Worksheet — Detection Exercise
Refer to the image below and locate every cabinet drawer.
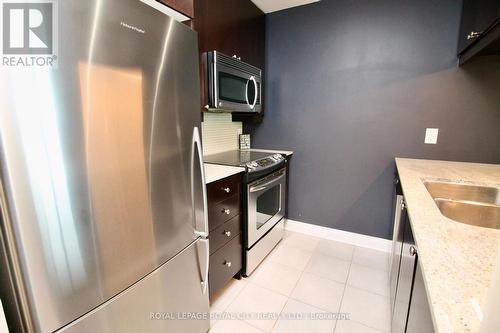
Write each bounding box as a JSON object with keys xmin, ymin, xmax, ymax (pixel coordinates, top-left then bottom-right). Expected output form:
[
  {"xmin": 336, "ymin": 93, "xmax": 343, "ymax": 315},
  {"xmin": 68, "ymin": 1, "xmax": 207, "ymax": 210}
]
[
  {"xmin": 208, "ymin": 194, "xmax": 240, "ymax": 231},
  {"xmin": 210, "ymin": 215, "xmax": 241, "ymax": 255},
  {"xmin": 209, "ymin": 236, "xmax": 242, "ymax": 296},
  {"xmin": 207, "ymin": 174, "xmax": 241, "ymax": 204}
]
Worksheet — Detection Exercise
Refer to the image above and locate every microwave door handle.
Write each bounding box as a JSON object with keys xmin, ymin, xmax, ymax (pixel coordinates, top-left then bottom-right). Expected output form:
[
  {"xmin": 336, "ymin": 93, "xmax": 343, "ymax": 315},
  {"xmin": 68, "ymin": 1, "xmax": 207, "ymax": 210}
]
[
  {"xmin": 245, "ymin": 76, "xmax": 258, "ymax": 110},
  {"xmin": 249, "ymin": 76, "xmax": 258, "ymax": 109}
]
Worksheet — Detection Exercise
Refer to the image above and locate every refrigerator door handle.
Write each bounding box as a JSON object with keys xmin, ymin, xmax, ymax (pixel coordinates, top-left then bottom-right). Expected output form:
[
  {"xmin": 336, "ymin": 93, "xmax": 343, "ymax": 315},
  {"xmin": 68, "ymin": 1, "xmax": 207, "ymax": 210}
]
[
  {"xmin": 191, "ymin": 126, "xmax": 209, "ymax": 238},
  {"xmin": 197, "ymin": 238, "xmax": 210, "ymax": 294}
]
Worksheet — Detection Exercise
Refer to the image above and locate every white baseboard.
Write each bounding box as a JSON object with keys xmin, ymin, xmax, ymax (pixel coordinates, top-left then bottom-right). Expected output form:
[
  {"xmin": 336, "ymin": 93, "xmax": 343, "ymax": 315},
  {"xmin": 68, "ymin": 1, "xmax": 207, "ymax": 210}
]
[{"xmin": 285, "ymin": 219, "xmax": 392, "ymax": 253}]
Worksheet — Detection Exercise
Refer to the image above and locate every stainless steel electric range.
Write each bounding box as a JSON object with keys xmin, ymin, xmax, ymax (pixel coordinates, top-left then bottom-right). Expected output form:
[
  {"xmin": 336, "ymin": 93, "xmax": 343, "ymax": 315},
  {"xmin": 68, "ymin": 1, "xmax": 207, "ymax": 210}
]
[{"xmin": 204, "ymin": 150, "xmax": 287, "ymax": 276}]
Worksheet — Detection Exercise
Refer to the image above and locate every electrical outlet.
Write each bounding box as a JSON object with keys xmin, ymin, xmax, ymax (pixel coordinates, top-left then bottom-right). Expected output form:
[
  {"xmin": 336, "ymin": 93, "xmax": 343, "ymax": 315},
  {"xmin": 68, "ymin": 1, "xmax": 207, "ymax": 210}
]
[{"xmin": 425, "ymin": 128, "xmax": 439, "ymax": 144}]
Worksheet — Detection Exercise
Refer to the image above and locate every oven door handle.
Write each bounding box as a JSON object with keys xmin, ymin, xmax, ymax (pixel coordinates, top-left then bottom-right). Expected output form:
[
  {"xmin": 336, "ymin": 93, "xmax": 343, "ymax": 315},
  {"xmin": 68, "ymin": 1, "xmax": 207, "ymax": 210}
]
[{"xmin": 249, "ymin": 172, "xmax": 286, "ymax": 193}]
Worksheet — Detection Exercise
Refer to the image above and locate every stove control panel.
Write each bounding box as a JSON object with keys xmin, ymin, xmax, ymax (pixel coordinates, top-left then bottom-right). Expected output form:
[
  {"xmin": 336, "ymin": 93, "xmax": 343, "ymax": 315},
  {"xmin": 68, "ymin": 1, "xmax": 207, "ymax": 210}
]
[{"xmin": 246, "ymin": 154, "xmax": 285, "ymax": 173}]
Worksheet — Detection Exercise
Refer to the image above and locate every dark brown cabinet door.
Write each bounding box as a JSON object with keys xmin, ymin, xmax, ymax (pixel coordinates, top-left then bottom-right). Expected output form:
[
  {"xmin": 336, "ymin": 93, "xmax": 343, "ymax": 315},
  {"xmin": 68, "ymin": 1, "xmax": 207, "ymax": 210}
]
[
  {"xmin": 458, "ymin": 0, "xmax": 500, "ymax": 53},
  {"xmin": 209, "ymin": 215, "xmax": 242, "ymax": 255},
  {"xmin": 207, "ymin": 174, "xmax": 242, "ymax": 204},
  {"xmin": 159, "ymin": 0, "xmax": 194, "ymax": 18},
  {"xmin": 208, "ymin": 195, "xmax": 241, "ymax": 232},
  {"xmin": 193, "ymin": 0, "xmax": 265, "ymax": 68},
  {"xmin": 209, "ymin": 236, "xmax": 243, "ymax": 296}
]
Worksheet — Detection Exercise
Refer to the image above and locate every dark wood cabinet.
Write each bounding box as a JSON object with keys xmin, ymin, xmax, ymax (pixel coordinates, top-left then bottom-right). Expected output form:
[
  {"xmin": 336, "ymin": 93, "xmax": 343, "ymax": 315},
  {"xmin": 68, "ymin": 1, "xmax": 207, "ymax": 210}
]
[
  {"xmin": 208, "ymin": 195, "xmax": 241, "ymax": 232},
  {"xmin": 193, "ymin": 0, "xmax": 265, "ymax": 119},
  {"xmin": 207, "ymin": 175, "xmax": 241, "ymax": 205},
  {"xmin": 193, "ymin": 0, "xmax": 265, "ymax": 68},
  {"xmin": 209, "ymin": 236, "xmax": 243, "ymax": 295},
  {"xmin": 458, "ymin": 0, "xmax": 500, "ymax": 53},
  {"xmin": 158, "ymin": 0, "xmax": 194, "ymax": 18},
  {"xmin": 209, "ymin": 215, "xmax": 242, "ymax": 255},
  {"xmin": 458, "ymin": 0, "xmax": 500, "ymax": 64},
  {"xmin": 207, "ymin": 173, "xmax": 243, "ymax": 297}
]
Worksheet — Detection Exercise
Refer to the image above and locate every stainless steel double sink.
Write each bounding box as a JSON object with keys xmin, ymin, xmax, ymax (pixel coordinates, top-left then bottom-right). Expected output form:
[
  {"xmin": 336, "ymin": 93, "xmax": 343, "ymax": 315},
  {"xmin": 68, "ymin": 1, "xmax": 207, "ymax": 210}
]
[{"xmin": 424, "ymin": 181, "xmax": 500, "ymax": 229}]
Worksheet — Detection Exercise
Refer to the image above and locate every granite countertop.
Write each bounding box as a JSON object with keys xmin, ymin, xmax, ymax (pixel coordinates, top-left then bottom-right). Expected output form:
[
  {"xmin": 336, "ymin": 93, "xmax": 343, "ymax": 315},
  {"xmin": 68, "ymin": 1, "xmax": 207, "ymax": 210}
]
[
  {"xmin": 395, "ymin": 158, "xmax": 500, "ymax": 333},
  {"xmin": 204, "ymin": 163, "xmax": 245, "ymax": 184}
]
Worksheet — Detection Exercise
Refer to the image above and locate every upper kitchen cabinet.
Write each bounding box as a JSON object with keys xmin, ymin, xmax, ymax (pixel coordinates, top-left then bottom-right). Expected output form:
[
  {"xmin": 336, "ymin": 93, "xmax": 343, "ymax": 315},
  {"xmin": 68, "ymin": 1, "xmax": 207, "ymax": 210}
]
[
  {"xmin": 159, "ymin": 0, "xmax": 194, "ymax": 18},
  {"xmin": 193, "ymin": 0, "xmax": 265, "ymax": 69},
  {"xmin": 458, "ymin": 0, "xmax": 500, "ymax": 64}
]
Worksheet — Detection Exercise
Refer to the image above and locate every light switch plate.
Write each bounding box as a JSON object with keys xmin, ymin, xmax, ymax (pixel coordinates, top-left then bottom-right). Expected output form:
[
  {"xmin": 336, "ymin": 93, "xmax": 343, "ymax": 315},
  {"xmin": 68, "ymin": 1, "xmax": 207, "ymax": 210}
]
[{"xmin": 425, "ymin": 128, "xmax": 439, "ymax": 144}]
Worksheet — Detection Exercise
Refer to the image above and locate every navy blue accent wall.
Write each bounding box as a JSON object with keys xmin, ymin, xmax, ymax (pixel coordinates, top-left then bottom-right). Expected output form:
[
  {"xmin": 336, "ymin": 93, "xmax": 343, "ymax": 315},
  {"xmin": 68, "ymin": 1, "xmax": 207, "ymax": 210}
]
[{"xmin": 246, "ymin": 0, "xmax": 500, "ymax": 239}]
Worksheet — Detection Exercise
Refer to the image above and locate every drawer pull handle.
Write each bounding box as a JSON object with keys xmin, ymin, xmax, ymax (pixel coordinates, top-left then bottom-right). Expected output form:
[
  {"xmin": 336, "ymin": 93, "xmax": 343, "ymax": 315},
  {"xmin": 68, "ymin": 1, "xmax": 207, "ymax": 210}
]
[
  {"xmin": 224, "ymin": 261, "xmax": 232, "ymax": 267},
  {"xmin": 224, "ymin": 230, "xmax": 231, "ymax": 237},
  {"xmin": 223, "ymin": 187, "xmax": 231, "ymax": 193},
  {"xmin": 222, "ymin": 209, "xmax": 231, "ymax": 215}
]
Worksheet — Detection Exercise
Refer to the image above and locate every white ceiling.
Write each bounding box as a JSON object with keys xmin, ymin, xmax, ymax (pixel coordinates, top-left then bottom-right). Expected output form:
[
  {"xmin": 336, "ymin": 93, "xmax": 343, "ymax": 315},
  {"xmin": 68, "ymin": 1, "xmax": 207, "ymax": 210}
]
[{"xmin": 251, "ymin": 0, "xmax": 320, "ymax": 14}]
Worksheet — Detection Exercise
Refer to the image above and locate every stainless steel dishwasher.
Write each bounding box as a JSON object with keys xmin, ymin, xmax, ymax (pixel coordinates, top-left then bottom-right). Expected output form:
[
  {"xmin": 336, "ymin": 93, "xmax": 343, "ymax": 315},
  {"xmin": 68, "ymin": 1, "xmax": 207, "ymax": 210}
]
[
  {"xmin": 390, "ymin": 175, "xmax": 407, "ymax": 316},
  {"xmin": 406, "ymin": 262, "xmax": 435, "ymax": 333},
  {"xmin": 392, "ymin": 214, "xmax": 417, "ymax": 333},
  {"xmin": 390, "ymin": 173, "xmax": 434, "ymax": 333}
]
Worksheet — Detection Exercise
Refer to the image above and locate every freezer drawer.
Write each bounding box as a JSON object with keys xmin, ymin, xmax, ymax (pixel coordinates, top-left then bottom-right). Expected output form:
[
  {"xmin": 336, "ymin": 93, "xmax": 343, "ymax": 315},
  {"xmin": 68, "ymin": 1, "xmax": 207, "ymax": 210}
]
[{"xmin": 59, "ymin": 240, "xmax": 210, "ymax": 333}]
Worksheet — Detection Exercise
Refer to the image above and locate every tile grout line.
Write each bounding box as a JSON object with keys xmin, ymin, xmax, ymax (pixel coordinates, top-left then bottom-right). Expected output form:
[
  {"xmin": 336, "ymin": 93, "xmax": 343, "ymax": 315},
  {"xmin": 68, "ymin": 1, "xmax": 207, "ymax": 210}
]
[
  {"xmin": 338, "ymin": 247, "xmax": 392, "ymax": 333},
  {"xmin": 215, "ymin": 279, "xmax": 250, "ymax": 314},
  {"xmin": 217, "ymin": 280, "xmax": 268, "ymax": 333},
  {"xmin": 210, "ymin": 280, "xmax": 250, "ymax": 331},
  {"xmin": 340, "ymin": 318, "xmax": 387, "ymax": 333},
  {"xmin": 268, "ymin": 240, "xmax": 318, "ymax": 332},
  {"xmin": 332, "ymin": 247, "xmax": 355, "ymax": 333}
]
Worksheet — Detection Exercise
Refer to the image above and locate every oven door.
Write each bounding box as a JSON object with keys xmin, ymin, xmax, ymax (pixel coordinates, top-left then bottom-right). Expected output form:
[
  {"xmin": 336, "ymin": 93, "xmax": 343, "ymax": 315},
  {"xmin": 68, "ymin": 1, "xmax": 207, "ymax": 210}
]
[
  {"xmin": 213, "ymin": 63, "xmax": 261, "ymax": 113},
  {"xmin": 247, "ymin": 168, "xmax": 286, "ymax": 247}
]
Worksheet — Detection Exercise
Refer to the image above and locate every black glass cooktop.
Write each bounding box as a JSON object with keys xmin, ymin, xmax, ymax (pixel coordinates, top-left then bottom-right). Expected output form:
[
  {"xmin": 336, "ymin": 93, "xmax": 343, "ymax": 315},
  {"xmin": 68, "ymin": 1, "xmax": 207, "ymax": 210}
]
[{"xmin": 204, "ymin": 150, "xmax": 274, "ymax": 167}]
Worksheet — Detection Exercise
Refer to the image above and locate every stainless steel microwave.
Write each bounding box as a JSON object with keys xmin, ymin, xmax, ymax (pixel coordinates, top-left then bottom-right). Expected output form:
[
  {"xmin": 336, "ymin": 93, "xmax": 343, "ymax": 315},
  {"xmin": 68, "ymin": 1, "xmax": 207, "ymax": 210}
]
[{"xmin": 206, "ymin": 51, "xmax": 262, "ymax": 113}]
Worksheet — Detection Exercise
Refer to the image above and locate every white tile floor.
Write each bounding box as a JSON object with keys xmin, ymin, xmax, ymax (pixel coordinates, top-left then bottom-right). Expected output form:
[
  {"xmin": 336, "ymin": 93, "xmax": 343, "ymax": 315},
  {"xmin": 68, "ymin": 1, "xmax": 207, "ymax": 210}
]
[{"xmin": 209, "ymin": 231, "xmax": 391, "ymax": 333}]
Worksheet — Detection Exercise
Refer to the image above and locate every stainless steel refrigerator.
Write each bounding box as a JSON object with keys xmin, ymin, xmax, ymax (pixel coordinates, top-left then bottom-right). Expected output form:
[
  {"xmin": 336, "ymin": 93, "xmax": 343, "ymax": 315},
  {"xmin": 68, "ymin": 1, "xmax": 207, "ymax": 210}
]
[{"xmin": 0, "ymin": 0, "xmax": 210, "ymax": 332}]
